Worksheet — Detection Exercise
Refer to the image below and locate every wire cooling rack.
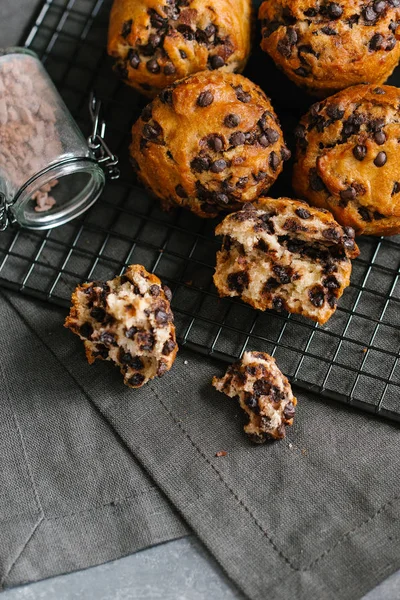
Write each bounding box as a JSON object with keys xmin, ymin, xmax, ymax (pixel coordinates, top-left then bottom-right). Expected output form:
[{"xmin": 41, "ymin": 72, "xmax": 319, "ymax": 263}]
[{"xmin": 1, "ymin": 0, "xmax": 400, "ymax": 421}]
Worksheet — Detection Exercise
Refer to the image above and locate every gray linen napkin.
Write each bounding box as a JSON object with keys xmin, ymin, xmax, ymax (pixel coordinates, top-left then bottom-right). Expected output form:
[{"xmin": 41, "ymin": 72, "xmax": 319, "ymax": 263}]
[
  {"xmin": 2, "ymin": 289, "xmax": 400, "ymax": 600},
  {"xmin": 0, "ymin": 290, "xmax": 187, "ymax": 590}
]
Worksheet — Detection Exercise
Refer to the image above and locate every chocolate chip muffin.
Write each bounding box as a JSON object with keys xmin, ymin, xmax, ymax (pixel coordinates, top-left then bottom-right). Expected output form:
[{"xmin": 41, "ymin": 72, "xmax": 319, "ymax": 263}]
[
  {"xmin": 214, "ymin": 199, "xmax": 359, "ymax": 324},
  {"xmin": 108, "ymin": 0, "xmax": 252, "ymax": 97},
  {"xmin": 130, "ymin": 71, "xmax": 290, "ymax": 218},
  {"xmin": 259, "ymin": 0, "xmax": 400, "ymax": 97},
  {"xmin": 65, "ymin": 265, "xmax": 177, "ymax": 388},
  {"xmin": 293, "ymin": 84, "xmax": 400, "ymax": 235},
  {"xmin": 212, "ymin": 351, "xmax": 297, "ymax": 443}
]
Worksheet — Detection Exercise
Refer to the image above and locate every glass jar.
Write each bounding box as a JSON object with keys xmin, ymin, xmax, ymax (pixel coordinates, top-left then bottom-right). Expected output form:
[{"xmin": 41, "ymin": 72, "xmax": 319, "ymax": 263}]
[{"xmin": 0, "ymin": 47, "xmax": 116, "ymax": 231}]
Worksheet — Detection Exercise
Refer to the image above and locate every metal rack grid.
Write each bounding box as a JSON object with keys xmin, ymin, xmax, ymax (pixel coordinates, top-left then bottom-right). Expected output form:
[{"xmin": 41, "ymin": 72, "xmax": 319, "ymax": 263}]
[{"xmin": 1, "ymin": 0, "xmax": 400, "ymax": 421}]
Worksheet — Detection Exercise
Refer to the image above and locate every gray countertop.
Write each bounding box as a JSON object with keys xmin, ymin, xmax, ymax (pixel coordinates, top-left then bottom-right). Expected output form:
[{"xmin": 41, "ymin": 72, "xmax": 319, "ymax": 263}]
[{"xmin": 2, "ymin": 2, "xmax": 400, "ymax": 599}]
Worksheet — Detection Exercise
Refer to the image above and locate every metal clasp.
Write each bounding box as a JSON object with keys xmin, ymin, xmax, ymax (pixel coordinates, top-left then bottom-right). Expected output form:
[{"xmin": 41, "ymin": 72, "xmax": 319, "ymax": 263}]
[
  {"xmin": 0, "ymin": 193, "xmax": 9, "ymax": 232},
  {"xmin": 88, "ymin": 92, "xmax": 120, "ymax": 180}
]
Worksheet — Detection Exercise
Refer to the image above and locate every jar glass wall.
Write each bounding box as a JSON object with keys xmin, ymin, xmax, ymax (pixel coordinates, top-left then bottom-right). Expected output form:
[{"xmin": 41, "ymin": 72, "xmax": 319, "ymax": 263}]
[{"xmin": 0, "ymin": 47, "xmax": 105, "ymax": 229}]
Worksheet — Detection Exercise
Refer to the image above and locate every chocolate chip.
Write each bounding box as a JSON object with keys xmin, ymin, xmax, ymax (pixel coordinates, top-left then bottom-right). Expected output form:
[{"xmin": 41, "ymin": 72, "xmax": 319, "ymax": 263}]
[
  {"xmin": 344, "ymin": 226, "xmax": 356, "ymax": 238},
  {"xmin": 215, "ymin": 193, "xmax": 230, "ymax": 204},
  {"xmin": 272, "ymin": 297, "xmax": 285, "ymax": 311},
  {"xmin": 164, "ymin": 62, "xmax": 176, "ymax": 75},
  {"xmin": 374, "ymin": 0, "xmax": 387, "ymax": 12},
  {"xmin": 146, "ymin": 59, "xmax": 160, "ymax": 73},
  {"xmin": 143, "ymin": 122, "xmax": 162, "ymax": 139},
  {"xmin": 294, "ymin": 67, "xmax": 309, "ymax": 77},
  {"xmin": 353, "ymin": 144, "xmax": 367, "ymax": 161},
  {"xmin": 358, "ymin": 206, "xmax": 372, "ymax": 221},
  {"xmin": 374, "ymin": 130, "xmax": 386, "ymax": 144},
  {"xmin": 177, "ymin": 24, "xmax": 194, "ymax": 40},
  {"xmin": 369, "ymin": 33, "xmax": 384, "ymax": 50},
  {"xmin": 386, "ymin": 35, "xmax": 396, "ymax": 50},
  {"xmin": 281, "ymin": 146, "xmax": 291, "ymax": 161},
  {"xmin": 322, "ymin": 227, "xmax": 341, "ymax": 240},
  {"xmin": 374, "ymin": 151, "xmax": 387, "ymax": 166},
  {"xmin": 162, "ymin": 339, "xmax": 176, "ymax": 355},
  {"xmin": 304, "ymin": 7, "xmax": 318, "ymax": 15},
  {"xmin": 253, "ymin": 171, "xmax": 267, "ymax": 182},
  {"xmin": 309, "ymin": 168, "xmax": 325, "ymax": 191},
  {"xmin": 155, "ymin": 309, "xmax": 170, "ymax": 324},
  {"xmin": 321, "ymin": 26, "xmax": 337, "ymax": 35},
  {"xmin": 323, "ymin": 275, "xmax": 340, "ymax": 289},
  {"xmin": 224, "ymin": 113, "xmax": 240, "ymax": 128},
  {"xmin": 327, "ymin": 2, "xmax": 343, "ymax": 18},
  {"xmin": 230, "ymin": 131, "xmax": 246, "ymax": 146},
  {"xmin": 94, "ymin": 344, "xmax": 109, "ymax": 359},
  {"xmin": 125, "ymin": 326, "xmax": 137, "ymax": 339},
  {"xmin": 197, "ymin": 90, "xmax": 214, "ymax": 107},
  {"xmin": 191, "ymin": 156, "xmax": 210, "ymax": 172},
  {"xmin": 149, "ymin": 9, "xmax": 166, "ymax": 29},
  {"xmin": 205, "ymin": 23, "xmax": 217, "ymax": 37},
  {"xmin": 175, "ymin": 184, "xmax": 187, "ymax": 198},
  {"xmin": 99, "ymin": 331, "xmax": 116, "ymax": 345},
  {"xmin": 162, "ymin": 285, "xmax": 173, "ymax": 301},
  {"xmin": 227, "ymin": 271, "xmax": 249, "ymax": 293},
  {"xmin": 259, "ymin": 135, "xmax": 270, "ymax": 147},
  {"xmin": 160, "ymin": 89, "xmax": 173, "ymax": 105},
  {"xmin": 308, "ymin": 285, "xmax": 325, "ymax": 308},
  {"xmin": 128, "ymin": 49, "xmax": 140, "ymax": 69},
  {"xmin": 209, "ymin": 55, "xmax": 225, "ymax": 69},
  {"xmin": 364, "ymin": 6, "xmax": 377, "ymax": 20},
  {"xmin": 269, "ymin": 151, "xmax": 279, "ymax": 171},
  {"xmin": 80, "ymin": 322, "xmax": 93, "ymax": 339},
  {"xmin": 211, "ymin": 159, "xmax": 227, "ymax": 173},
  {"xmin": 149, "ymin": 284, "xmax": 160, "ymax": 297},
  {"xmin": 179, "ymin": 49, "xmax": 187, "ymax": 59},
  {"xmin": 195, "ymin": 29, "xmax": 208, "ymax": 44},
  {"xmin": 265, "ymin": 128, "xmax": 280, "ymax": 143},
  {"xmin": 277, "ymin": 38, "xmax": 293, "ymax": 58},
  {"xmin": 90, "ymin": 307, "xmax": 106, "ymax": 322},
  {"xmin": 245, "ymin": 393, "xmax": 259, "ymax": 412},
  {"xmin": 137, "ymin": 331, "xmax": 155, "ymax": 351},
  {"xmin": 264, "ymin": 276, "xmax": 279, "ymax": 291},
  {"xmin": 273, "ymin": 265, "xmax": 292, "ymax": 284},
  {"xmin": 129, "ymin": 374, "xmax": 145, "ymax": 387},
  {"xmin": 392, "ymin": 181, "xmax": 400, "ymax": 195},
  {"xmin": 121, "ymin": 19, "xmax": 132, "ymax": 38},
  {"xmin": 119, "ymin": 349, "xmax": 133, "ymax": 364},
  {"xmin": 236, "ymin": 177, "xmax": 248, "ymax": 189},
  {"xmin": 234, "ymin": 85, "xmax": 251, "ymax": 103},
  {"xmin": 208, "ymin": 135, "xmax": 224, "ymax": 152},
  {"xmin": 326, "ymin": 104, "xmax": 344, "ymax": 120},
  {"xmin": 295, "ymin": 207, "xmax": 311, "ymax": 219},
  {"xmin": 340, "ymin": 187, "xmax": 356, "ymax": 201},
  {"xmin": 369, "ymin": 118, "xmax": 385, "ymax": 132},
  {"xmin": 283, "ymin": 402, "xmax": 296, "ymax": 419}
]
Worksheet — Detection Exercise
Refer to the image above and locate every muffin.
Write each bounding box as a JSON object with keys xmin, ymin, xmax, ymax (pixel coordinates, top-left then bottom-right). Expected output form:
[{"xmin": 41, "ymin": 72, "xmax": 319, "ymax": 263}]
[
  {"xmin": 130, "ymin": 71, "xmax": 291, "ymax": 218},
  {"xmin": 212, "ymin": 351, "xmax": 297, "ymax": 443},
  {"xmin": 108, "ymin": 0, "xmax": 252, "ymax": 97},
  {"xmin": 213, "ymin": 199, "xmax": 359, "ymax": 324},
  {"xmin": 65, "ymin": 265, "xmax": 177, "ymax": 388},
  {"xmin": 293, "ymin": 84, "xmax": 400, "ymax": 235},
  {"xmin": 259, "ymin": 0, "xmax": 400, "ymax": 97}
]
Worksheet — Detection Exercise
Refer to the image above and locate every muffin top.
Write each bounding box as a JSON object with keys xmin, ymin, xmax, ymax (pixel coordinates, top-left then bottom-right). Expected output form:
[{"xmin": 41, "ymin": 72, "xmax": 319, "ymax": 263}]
[
  {"xmin": 108, "ymin": 0, "xmax": 252, "ymax": 97},
  {"xmin": 130, "ymin": 71, "xmax": 290, "ymax": 218},
  {"xmin": 259, "ymin": 0, "xmax": 400, "ymax": 96}
]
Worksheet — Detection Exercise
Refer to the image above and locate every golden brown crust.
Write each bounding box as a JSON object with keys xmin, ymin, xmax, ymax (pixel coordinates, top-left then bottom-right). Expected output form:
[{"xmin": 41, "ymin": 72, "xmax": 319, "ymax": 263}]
[
  {"xmin": 213, "ymin": 198, "xmax": 359, "ymax": 325},
  {"xmin": 293, "ymin": 84, "xmax": 400, "ymax": 235},
  {"xmin": 259, "ymin": 0, "xmax": 400, "ymax": 97},
  {"xmin": 130, "ymin": 71, "xmax": 290, "ymax": 218},
  {"xmin": 108, "ymin": 0, "xmax": 252, "ymax": 97},
  {"xmin": 65, "ymin": 265, "xmax": 178, "ymax": 388}
]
